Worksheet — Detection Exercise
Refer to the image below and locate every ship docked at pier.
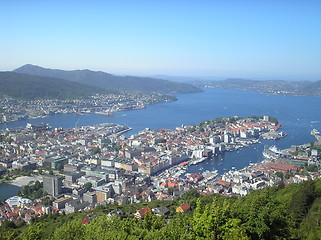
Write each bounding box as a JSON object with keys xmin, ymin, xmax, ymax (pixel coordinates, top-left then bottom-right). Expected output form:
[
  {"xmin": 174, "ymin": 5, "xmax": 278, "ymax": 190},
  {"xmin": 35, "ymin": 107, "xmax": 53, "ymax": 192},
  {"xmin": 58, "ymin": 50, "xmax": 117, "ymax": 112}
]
[
  {"xmin": 311, "ymin": 129, "xmax": 321, "ymax": 142},
  {"xmin": 262, "ymin": 145, "xmax": 282, "ymax": 160}
]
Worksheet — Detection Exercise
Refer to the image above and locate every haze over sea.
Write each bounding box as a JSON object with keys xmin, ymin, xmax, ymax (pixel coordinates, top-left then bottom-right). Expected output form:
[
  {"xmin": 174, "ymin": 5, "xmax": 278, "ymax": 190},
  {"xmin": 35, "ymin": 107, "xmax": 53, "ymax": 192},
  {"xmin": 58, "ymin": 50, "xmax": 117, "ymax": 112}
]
[{"xmin": 1, "ymin": 88, "xmax": 321, "ymax": 193}]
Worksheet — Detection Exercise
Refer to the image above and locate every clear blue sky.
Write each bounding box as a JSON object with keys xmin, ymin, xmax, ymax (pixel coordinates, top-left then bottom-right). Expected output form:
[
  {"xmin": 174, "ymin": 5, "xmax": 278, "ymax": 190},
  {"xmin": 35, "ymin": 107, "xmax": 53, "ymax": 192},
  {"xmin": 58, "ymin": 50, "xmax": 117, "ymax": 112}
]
[{"xmin": 1, "ymin": 0, "xmax": 321, "ymax": 80}]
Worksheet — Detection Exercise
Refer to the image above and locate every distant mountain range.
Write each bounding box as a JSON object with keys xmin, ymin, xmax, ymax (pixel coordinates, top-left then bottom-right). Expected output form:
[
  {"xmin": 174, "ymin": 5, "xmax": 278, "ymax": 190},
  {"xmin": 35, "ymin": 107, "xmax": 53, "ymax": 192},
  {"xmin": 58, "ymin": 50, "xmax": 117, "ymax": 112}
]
[
  {"xmin": 193, "ymin": 78, "xmax": 321, "ymax": 96},
  {"xmin": 148, "ymin": 75, "xmax": 225, "ymax": 82},
  {"xmin": 3, "ymin": 64, "xmax": 319, "ymax": 99},
  {"xmin": 14, "ymin": 64, "xmax": 202, "ymax": 94},
  {"xmin": 0, "ymin": 72, "xmax": 114, "ymax": 100}
]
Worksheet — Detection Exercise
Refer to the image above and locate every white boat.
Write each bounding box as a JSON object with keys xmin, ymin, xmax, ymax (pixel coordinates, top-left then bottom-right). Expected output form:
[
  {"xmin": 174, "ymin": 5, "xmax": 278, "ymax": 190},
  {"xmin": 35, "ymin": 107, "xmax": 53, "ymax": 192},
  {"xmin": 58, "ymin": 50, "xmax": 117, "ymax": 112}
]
[{"xmin": 269, "ymin": 145, "xmax": 281, "ymax": 154}]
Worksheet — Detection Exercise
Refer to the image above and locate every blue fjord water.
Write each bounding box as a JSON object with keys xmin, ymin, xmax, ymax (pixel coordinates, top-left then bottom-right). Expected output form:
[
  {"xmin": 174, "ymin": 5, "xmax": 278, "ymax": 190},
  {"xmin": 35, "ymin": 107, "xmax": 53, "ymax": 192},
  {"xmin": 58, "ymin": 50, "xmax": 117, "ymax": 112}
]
[
  {"xmin": 1, "ymin": 88, "xmax": 321, "ymax": 198},
  {"xmin": 0, "ymin": 183, "xmax": 20, "ymax": 202}
]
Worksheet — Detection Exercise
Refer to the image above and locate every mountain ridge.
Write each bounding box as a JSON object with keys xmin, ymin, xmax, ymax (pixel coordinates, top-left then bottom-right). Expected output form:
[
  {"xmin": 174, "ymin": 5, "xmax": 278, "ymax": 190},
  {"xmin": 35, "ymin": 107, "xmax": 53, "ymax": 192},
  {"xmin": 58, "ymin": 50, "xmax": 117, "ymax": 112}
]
[
  {"xmin": 0, "ymin": 71, "xmax": 115, "ymax": 100},
  {"xmin": 14, "ymin": 64, "xmax": 202, "ymax": 94}
]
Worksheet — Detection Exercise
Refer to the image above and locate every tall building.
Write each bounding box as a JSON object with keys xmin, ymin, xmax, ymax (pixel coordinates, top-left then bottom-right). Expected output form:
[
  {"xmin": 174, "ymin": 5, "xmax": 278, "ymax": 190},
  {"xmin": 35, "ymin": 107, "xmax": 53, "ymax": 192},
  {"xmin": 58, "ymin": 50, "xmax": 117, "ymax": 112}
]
[
  {"xmin": 224, "ymin": 133, "xmax": 231, "ymax": 143},
  {"xmin": 43, "ymin": 175, "xmax": 62, "ymax": 196}
]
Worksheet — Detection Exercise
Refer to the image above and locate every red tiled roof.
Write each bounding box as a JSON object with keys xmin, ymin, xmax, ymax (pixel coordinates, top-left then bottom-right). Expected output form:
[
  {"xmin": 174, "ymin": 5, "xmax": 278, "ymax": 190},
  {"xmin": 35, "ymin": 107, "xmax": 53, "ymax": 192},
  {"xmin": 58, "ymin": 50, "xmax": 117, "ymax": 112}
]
[
  {"xmin": 265, "ymin": 162, "xmax": 298, "ymax": 172},
  {"xmin": 179, "ymin": 203, "xmax": 190, "ymax": 212},
  {"xmin": 136, "ymin": 206, "xmax": 151, "ymax": 217},
  {"xmin": 216, "ymin": 180, "xmax": 230, "ymax": 187}
]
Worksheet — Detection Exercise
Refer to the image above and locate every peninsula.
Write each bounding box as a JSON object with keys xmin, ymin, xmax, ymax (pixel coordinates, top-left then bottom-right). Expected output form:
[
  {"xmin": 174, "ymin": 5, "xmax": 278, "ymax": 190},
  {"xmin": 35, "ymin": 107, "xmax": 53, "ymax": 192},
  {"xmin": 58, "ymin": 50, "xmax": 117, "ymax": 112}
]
[{"xmin": 193, "ymin": 78, "xmax": 321, "ymax": 96}]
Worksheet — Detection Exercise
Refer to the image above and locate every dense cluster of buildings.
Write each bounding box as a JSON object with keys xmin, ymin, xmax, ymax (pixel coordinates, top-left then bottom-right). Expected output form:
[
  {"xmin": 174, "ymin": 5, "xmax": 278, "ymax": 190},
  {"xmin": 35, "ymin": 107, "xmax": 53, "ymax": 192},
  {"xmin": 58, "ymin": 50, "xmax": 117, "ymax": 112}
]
[
  {"xmin": 213, "ymin": 137, "xmax": 321, "ymax": 197},
  {"xmin": 0, "ymin": 92, "xmax": 175, "ymax": 123},
  {"xmin": 0, "ymin": 116, "xmax": 320, "ymax": 224},
  {"xmin": 1, "ymin": 196, "xmax": 52, "ymax": 224}
]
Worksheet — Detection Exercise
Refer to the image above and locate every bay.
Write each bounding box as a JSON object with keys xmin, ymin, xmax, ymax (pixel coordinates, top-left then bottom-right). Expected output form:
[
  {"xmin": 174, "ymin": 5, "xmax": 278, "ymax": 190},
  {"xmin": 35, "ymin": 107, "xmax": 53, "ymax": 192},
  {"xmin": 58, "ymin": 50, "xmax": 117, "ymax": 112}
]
[
  {"xmin": 0, "ymin": 183, "xmax": 20, "ymax": 202},
  {"xmin": 1, "ymin": 88, "xmax": 321, "ymax": 176}
]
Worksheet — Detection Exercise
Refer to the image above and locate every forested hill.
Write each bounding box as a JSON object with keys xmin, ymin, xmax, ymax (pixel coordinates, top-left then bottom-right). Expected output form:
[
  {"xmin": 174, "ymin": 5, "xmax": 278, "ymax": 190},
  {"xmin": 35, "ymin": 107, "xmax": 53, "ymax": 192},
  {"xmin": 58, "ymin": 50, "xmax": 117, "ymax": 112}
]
[
  {"xmin": 14, "ymin": 64, "xmax": 202, "ymax": 94},
  {"xmin": 194, "ymin": 78, "xmax": 321, "ymax": 96},
  {"xmin": 3, "ymin": 179, "xmax": 321, "ymax": 239},
  {"xmin": 0, "ymin": 72, "xmax": 114, "ymax": 100}
]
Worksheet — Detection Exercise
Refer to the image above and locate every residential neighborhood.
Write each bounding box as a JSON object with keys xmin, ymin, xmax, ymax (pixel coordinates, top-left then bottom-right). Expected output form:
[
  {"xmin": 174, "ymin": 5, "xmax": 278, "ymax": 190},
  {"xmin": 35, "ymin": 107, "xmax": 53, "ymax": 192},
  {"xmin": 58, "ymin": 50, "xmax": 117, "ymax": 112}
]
[{"xmin": 0, "ymin": 92, "xmax": 175, "ymax": 124}]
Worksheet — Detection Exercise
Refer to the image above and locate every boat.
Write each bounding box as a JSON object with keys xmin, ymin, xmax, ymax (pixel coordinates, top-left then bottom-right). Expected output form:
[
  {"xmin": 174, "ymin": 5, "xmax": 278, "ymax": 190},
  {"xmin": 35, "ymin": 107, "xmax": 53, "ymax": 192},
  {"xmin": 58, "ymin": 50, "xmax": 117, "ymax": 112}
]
[
  {"xmin": 95, "ymin": 111, "xmax": 114, "ymax": 117},
  {"xmin": 269, "ymin": 145, "xmax": 281, "ymax": 154},
  {"xmin": 262, "ymin": 150, "xmax": 275, "ymax": 159},
  {"xmin": 311, "ymin": 129, "xmax": 320, "ymax": 136},
  {"xmin": 262, "ymin": 147, "xmax": 279, "ymax": 160}
]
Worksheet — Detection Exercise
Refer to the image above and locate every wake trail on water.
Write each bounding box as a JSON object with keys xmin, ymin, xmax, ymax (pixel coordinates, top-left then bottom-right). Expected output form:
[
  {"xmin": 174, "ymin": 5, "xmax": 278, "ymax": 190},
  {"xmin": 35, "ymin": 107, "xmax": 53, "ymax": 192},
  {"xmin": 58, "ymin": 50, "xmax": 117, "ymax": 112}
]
[
  {"xmin": 75, "ymin": 118, "xmax": 80, "ymax": 127},
  {"xmin": 311, "ymin": 121, "xmax": 321, "ymax": 124}
]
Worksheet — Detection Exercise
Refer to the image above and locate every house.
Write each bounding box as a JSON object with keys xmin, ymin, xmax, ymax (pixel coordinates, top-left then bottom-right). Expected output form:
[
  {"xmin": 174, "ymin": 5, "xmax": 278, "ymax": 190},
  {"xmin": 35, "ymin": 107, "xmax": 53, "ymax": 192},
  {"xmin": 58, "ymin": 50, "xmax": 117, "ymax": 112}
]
[
  {"xmin": 82, "ymin": 213, "xmax": 97, "ymax": 224},
  {"xmin": 176, "ymin": 202, "xmax": 190, "ymax": 213},
  {"xmin": 53, "ymin": 195, "xmax": 73, "ymax": 209},
  {"xmin": 140, "ymin": 190, "xmax": 155, "ymax": 202},
  {"xmin": 134, "ymin": 206, "xmax": 151, "ymax": 218},
  {"xmin": 108, "ymin": 209, "xmax": 123, "ymax": 218},
  {"xmin": 152, "ymin": 206, "xmax": 170, "ymax": 216},
  {"xmin": 65, "ymin": 199, "xmax": 90, "ymax": 214},
  {"xmin": 172, "ymin": 190, "xmax": 184, "ymax": 198},
  {"xmin": 83, "ymin": 192, "xmax": 97, "ymax": 204}
]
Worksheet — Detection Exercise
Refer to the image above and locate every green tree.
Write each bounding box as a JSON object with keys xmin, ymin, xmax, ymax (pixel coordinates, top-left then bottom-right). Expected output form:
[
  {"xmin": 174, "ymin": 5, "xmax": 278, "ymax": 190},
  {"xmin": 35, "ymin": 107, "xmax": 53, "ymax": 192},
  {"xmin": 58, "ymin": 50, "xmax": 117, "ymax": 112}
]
[
  {"xmin": 34, "ymin": 180, "xmax": 42, "ymax": 189},
  {"xmin": 219, "ymin": 218, "xmax": 249, "ymax": 240},
  {"xmin": 236, "ymin": 189, "xmax": 290, "ymax": 239},
  {"xmin": 84, "ymin": 216, "xmax": 137, "ymax": 240},
  {"xmin": 113, "ymin": 145, "xmax": 121, "ymax": 152},
  {"xmin": 0, "ymin": 229, "xmax": 19, "ymax": 240},
  {"xmin": 0, "ymin": 221, "xmax": 16, "ymax": 229},
  {"xmin": 285, "ymin": 172, "xmax": 295, "ymax": 179},
  {"xmin": 182, "ymin": 188, "xmax": 200, "ymax": 200},
  {"xmin": 275, "ymin": 171, "xmax": 284, "ymax": 179},
  {"xmin": 168, "ymin": 188, "xmax": 174, "ymax": 196},
  {"xmin": 298, "ymin": 197, "xmax": 321, "ymax": 239},
  {"xmin": 190, "ymin": 197, "xmax": 236, "ymax": 239},
  {"xmin": 90, "ymin": 147, "xmax": 101, "ymax": 155},
  {"xmin": 56, "ymin": 163, "xmax": 63, "ymax": 171},
  {"xmin": 18, "ymin": 180, "xmax": 44, "ymax": 200},
  {"xmin": 50, "ymin": 219, "xmax": 85, "ymax": 240},
  {"xmin": 307, "ymin": 164, "xmax": 318, "ymax": 172},
  {"xmin": 42, "ymin": 197, "xmax": 53, "ymax": 206},
  {"xmin": 288, "ymin": 180, "xmax": 315, "ymax": 227},
  {"xmin": 84, "ymin": 182, "xmax": 92, "ymax": 191},
  {"xmin": 21, "ymin": 223, "xmax": 43, "ymax": 240}
]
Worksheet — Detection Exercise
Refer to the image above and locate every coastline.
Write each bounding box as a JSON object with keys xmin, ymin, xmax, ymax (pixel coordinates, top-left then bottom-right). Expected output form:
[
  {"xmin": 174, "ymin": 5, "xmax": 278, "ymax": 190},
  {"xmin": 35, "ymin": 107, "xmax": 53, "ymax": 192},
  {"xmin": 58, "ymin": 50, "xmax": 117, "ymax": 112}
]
[{"xmin": 0, "ymin": 93, "xmax": 179, "ymax": 125}]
